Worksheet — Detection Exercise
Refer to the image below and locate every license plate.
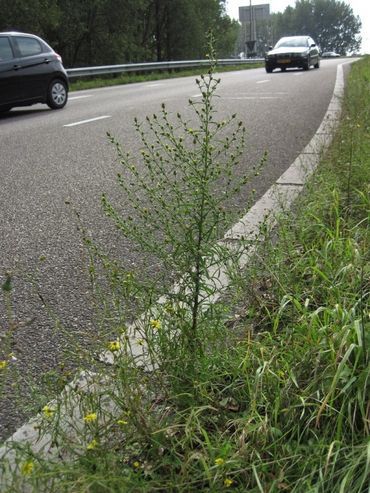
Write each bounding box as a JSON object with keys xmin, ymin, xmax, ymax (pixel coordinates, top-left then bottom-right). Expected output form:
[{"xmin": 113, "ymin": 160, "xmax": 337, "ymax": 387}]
[{"xmin": 279, "ymin": 59, "xmax": 290, "ymax": 63}]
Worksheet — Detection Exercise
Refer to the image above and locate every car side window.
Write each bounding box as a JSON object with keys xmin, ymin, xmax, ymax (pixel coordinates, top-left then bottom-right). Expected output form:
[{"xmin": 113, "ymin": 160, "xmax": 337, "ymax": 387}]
[
  {"xmin": 0, "ymin": 37, "xmax": 14, "ymax": 61},
  {"xmin": 15, "ymin": 36, "xmax": 43, "ymax": 57}
]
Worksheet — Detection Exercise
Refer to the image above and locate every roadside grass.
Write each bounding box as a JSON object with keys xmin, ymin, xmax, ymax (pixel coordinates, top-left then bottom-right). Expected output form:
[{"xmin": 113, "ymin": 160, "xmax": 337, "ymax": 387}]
[
  {"xmin": 1, "ymin": 55, "xmax": 369, "ymax": 493},
  {"xmin": 69, "ymin": 63, "xmax": 263, "ymax": 91}
]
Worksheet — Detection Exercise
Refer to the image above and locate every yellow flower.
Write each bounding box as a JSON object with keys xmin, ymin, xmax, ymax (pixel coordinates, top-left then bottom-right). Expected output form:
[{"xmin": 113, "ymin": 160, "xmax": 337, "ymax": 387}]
[
  {"xmin": 42, "ymin": 405, "xmax": 55, "ymax": 418},
  {"xmin": 215, "ymin": 457, "xmax": 225, "ymax": 466},
  {"xmin": 87, "ymin": 439, "xmax": 98, "ymax": 450},
  {"xmin": 150, "ymin": 319, "xmax": 161, "ymax": 330},
  {"xmin": 117, "ymin": 419, "xmax": 128, "ymax": 426},
  {"xmin": 0, "ymin": 360, "xmax": 8, "ymax": 370},
  {"xmin": 83, "ymin": 413, "xmax": 97, "ymax": 423},
  {"xmin": 224, "ymin": 478, "xmax": 234, "ymax": 487},
  {"xmin": 21, "ymin": 461, "xmax": 34, "ymax": 475},
  {"xmin": 108, "ymin": 340, "xmax": 121, "ymax": 352},
  {"xmin": 133, "ymin": 461, "xmax": 140, "ymax": 469}
]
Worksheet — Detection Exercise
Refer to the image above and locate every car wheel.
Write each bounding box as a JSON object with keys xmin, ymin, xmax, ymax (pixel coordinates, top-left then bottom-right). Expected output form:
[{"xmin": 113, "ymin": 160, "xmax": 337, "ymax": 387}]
[
  {"xmin": 265, "ymin": 65, "xmax": 273, "ymax": 73},
  {"xmin": 281, "ymin": 67, "xmax": 286, "ymax": 72},
  {"xmin": 303, "ymin": 58, "xmax": 310, "ymax": 71},
  {"xmin": 314, "ymin": 59, "xmax": 320, "ymax": 69},
  {"xmin": 47, "ymin": 79, "xmax": 68, "ymax": 109}
]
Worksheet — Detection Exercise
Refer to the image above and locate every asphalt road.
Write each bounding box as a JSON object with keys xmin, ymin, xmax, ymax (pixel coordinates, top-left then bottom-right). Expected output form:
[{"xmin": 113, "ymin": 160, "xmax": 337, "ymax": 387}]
[{"xmin": 0, "ymin": 59, "xmax": 349, "ymax": 440}]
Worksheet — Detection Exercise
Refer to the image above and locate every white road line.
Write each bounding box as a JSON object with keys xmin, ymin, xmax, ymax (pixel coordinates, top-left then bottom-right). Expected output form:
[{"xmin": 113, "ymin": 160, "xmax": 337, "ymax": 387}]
[
  {"xmin": 68, "ymin": 95, "xmax": 92, "ymax": 101},
  {"xmin": 64, "ymin": 115, "xmax": 111, "ymax": 127},
  {"xmin": 147, "ymin": 83, "xmax": 163, "ymax": 87},
  {"xmin": 256, "ymin": 80, "xmax": 270, "ymax": 84},
  {"xmin": 240, "ymin": 92, "xmax": 288, "ymax": 96},
  {"xmin": 226, "ymin": 96, "xmax": 280, "ymax": 100}
]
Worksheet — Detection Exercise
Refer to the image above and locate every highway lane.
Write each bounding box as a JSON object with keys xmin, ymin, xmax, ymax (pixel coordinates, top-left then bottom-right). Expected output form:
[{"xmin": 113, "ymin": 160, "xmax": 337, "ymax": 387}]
[{"xmin": 0, "ymin": 59, "xmax": 350, "ymax": 439}]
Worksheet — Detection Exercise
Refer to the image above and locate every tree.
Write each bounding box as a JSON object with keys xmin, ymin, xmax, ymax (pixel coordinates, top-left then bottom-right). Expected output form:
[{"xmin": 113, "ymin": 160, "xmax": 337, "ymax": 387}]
[
  {"xmin": 0, "ymin": 0, "xmax": 60, "ymax": 38},
  {"xmin": 0, "ymin": 0, "xmax": 238, "ymax": 66},
  {"xmin": 271, "ymin": 0, "xmax": 361, "ymax": 54},
  {"xmin": 149, "ymin": 0, "xmax": 238, "ymax": 61},
  {"xmin": 310, "ymin": 0, "xmax": 362, "ymax": 54}
]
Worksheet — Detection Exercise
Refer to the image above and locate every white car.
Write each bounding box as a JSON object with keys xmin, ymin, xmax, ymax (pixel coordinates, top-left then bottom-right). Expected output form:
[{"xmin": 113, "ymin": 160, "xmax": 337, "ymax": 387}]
[
  {"xmin": 265, "ymin": 36, "xmax": 320, "ymax": 72},
  {"xmin": 321, "ymin": 51, "xmax": 340, "ymax": 58}
]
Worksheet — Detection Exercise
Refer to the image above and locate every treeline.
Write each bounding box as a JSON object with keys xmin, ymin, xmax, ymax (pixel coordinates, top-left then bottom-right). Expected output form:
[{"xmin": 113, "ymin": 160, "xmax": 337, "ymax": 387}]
[
  {"xmin": 0, "ymin": 0, "xmax": 239, "ymax": 67},
  {"xmin": 236, "ymin": 0, "xmax": 362, "ymax": 57},
  {"xmin": 271, "ymin": 0, "xmax": 361, "ymax": 54}
]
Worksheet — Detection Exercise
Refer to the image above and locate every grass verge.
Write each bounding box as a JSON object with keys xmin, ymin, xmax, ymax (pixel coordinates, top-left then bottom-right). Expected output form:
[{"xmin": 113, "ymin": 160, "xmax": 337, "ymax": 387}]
[
  {"xmin": 69, "ymin": 63, "xmax": 263, "ymax": 91},
  {"xmin": 1, "ymin": 57, "xmax": 369, "ymax": 492}
]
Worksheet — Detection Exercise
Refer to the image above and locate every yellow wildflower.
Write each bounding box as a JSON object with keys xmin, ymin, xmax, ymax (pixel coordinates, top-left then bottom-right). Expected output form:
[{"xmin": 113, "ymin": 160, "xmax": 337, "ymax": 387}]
[
  {"xmin": 83, "ymin": 413, "xmax": 97, "ymax": 423},
  {"xmin": 150, "ymin": 319, "xmax": 161, "ymax": 330},
  {"xmin": 133, "ymin": 461, "xmax": 140, "ymax": 469},
  {"xmin": 108, "ymin": 340, "xmax": 121, "ymax": 352},
  {"xmin": 42, "ymin": 405, "xmax": 55, "ymax": 418},
  {"xmin": 87, "ymin": 439, "xmax": 98, "ymax": 450},
  {"xmin": 215, "ymin": 457, "xmax": 225, "ymax": 466},
  {"xmin": 21, "ymin": 461, "xmax": 34, "ymax": 475},
  {"xmin": 224, "ymin": 478, "xmax": 234, "ymax": 487},
  {"xmin": 0, "ymin": 360, "xmax": 8, "ymax": 370}
]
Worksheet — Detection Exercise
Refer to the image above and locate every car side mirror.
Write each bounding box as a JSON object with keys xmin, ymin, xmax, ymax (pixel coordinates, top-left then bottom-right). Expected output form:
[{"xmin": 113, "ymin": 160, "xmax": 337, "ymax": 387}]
[
  {"xmin": 268, "ymin": 46, "xmax": 273, "ymax": 50},
  {"xmin": 310, "ymin": 43, "xmax": 316, "ymax": 47}
]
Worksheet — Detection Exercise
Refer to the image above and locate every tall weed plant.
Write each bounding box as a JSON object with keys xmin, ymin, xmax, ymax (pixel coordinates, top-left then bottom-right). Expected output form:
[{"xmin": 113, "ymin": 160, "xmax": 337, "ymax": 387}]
[
  {"xmin": 92, "ymin": 38, "xmax": 262, "ymax": 395},
  {"xmin": 1, "ymin": 55, "xmax": 369, "ymax": 493}
]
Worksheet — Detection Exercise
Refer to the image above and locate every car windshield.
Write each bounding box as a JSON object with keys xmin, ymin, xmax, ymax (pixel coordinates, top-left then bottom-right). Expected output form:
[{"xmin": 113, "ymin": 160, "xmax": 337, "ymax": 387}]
[{"xmin": 275, "ymin": 37, "xmax": 309, "ymax": 48}]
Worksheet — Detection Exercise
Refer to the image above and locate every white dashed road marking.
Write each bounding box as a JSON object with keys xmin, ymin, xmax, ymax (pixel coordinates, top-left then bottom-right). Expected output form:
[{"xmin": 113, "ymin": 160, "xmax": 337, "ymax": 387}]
[
  {"xmin": 68, "ymin": 95, "xmax": 92, "ymax": 101},
  {"xmin": 64, "ymin": 115, "xmax": 111, "ymax": 127},
  {"xmin": 256, "ymin": 79, "xmax": 270, "ymax": 84},
  {"xmin": 225, "ymin": 96, "xmax": 280, "ymax": 100}
]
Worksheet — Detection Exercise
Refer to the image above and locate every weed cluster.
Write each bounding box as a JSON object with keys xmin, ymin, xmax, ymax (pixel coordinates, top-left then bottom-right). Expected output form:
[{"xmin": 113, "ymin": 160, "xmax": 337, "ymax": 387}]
[{"xmin": 1, "ymin": 52, "xmax": 369, "ymax": 492}]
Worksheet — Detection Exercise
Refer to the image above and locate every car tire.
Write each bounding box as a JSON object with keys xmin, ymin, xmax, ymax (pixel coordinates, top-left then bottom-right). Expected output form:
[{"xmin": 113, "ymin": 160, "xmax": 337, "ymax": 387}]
[
  {"xmin": 281, "ymin": 67, "xmax": 286, "ymax": 72},
  {"xmin": 47, "ymin": 79, "xmax": 68, "ymax": 109},
  {"xmin": 265, "ymin": 65, "xmax": 273, "ymax": 73},
  {"xmin": 303, "ymin": 58, "xmax": 310, "ymax": 71},
  {"xmin": 314, "ymin": 59, "xmax": 320, "ymax": 69}
]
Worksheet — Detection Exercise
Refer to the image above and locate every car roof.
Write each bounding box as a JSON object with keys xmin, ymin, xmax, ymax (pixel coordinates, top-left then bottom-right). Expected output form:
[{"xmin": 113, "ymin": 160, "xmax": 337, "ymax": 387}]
[
  {"xmin": 0, "ymin": 32, "xmax": 54, "ymax": 50},
  {"xmin": 279, "ymin": 36, "xmax": 311, "ymax": 41},
  {"xmin": 0, "ymin": 31, "xmax": 40, "ymax": 37}
]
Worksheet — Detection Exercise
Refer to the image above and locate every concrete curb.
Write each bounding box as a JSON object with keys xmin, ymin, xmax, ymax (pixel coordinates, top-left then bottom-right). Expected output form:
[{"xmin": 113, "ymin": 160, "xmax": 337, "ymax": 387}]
[{"xmin": 0, "ymin": 62, "xmax": 351, "ymax": 483}]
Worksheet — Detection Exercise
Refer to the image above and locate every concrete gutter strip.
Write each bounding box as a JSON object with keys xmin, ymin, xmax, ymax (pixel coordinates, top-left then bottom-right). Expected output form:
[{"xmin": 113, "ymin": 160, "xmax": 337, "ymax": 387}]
[{"xmin": 0, "ymin": 62, "xmax": 351, "ymax": 482}]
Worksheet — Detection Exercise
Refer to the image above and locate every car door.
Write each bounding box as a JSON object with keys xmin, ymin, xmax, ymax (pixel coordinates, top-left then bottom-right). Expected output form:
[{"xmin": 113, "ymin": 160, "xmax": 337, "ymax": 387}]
[
  {"xmin": 11, "ymin": 35, "xmax": 51, "ymax": 101},
  {"xmin": 308, "ymin": 37, "xmax": 319, "ymax": 64},
  {"xmin": 0, "ymin": 35, "xmax": 19, "ymax": 105}
]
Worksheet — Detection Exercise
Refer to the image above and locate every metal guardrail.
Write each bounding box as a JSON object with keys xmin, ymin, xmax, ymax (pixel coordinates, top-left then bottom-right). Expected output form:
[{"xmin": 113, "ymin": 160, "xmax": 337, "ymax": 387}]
[{"xmin": 66, "ymin": 58, "xmax": 264, "ymax": 78}]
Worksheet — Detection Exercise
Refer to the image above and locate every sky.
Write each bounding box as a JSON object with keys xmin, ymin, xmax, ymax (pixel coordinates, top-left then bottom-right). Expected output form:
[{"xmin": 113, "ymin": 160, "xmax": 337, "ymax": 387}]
[{"xmin": 225, "ymin": 0, "xmax": 370, "ymax": 54}]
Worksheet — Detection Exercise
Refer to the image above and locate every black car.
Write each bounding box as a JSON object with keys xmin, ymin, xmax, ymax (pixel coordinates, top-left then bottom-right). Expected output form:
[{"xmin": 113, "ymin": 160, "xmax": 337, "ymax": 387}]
[
  {"xmin": 265, "ymin": 36, "xmax": 320, "ymax": 73},
  {"xmin": 0, "ymin": 32, "xmax": 68, "ymax": 113}
]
